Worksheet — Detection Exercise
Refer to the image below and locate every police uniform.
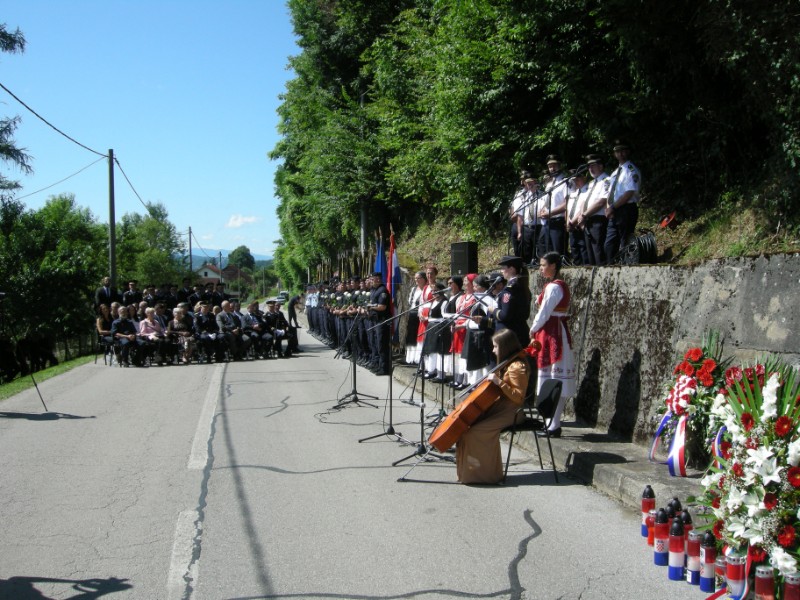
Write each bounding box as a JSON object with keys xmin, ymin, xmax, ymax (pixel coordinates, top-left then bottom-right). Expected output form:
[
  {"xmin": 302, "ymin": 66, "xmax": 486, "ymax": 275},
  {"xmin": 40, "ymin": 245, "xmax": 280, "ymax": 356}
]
[
  {"xmin": 485, "ymin": 256, "xmax": 531, "ymax": 348},
  {"xmin": 565, "ymin": 172, "xmax": 590, "ymax": 265},
  {"xmin": 368, "ymin": 275, "xmax": 391, "ymax": 375},
  {"xmin": 539, "ymin": 156, "xmax": 568, "ymax": 257},
  {"xmin": 603, "ymin": 140, "xmax": 641, "ymax": 263},
  {"xmin": 580, "ymin": 154, "xmax": 610, "ymax": 266}
]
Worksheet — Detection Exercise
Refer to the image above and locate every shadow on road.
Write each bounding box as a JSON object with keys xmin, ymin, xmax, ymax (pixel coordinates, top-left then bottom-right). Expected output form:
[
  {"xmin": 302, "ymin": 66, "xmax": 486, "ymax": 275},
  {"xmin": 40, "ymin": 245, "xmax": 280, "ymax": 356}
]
[
  {"xmin": 0, "ymin": 412, "xmax": 95, "ymax": 421},
  {"xmin": 0, "ymin": 575, "xmax": 131, "ymax": 599}
]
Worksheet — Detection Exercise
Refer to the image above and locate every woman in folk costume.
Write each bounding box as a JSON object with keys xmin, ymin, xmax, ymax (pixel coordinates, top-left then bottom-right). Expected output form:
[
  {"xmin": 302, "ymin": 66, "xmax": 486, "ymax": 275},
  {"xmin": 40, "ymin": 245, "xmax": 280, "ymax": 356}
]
[
  {"xmin": 462, "ymin": 274, "xmax": 497, "ymax": 387},
  {"xmin": 415, "ymin": 266, "xmax": 437, "ymax": 372},
  {"xmin": 529, "ymin": 251, "xmax": 576, "ymax": 437},
  {"xmin": 440, "ymin": 276, "xmax": 464, "ymax": 383},
  {"xmin": 447, "ymin": 274, "xmax": 476, "ymax": 390},
  {"xmin": 455, "ymin": 328, "xmax": 530, "ymax": 484},
  {"xmin": 421, "ymin": 284, "xmax": 450, "ymax": 381},
  {"xmin": 404, "ymin": 271, "xmax": 427, "ymax": 365}
]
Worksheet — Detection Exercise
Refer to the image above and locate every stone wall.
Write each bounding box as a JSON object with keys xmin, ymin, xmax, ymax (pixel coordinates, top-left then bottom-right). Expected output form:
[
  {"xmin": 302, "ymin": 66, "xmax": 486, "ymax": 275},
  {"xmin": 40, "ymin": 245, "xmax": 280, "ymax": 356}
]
[
  {"xmin": 561, "ymin": 254, "xmax": 799, "ymax": 444},
  {"xmin": 397, "ymin": 254, "xmax": 800, "ymax": 447}
]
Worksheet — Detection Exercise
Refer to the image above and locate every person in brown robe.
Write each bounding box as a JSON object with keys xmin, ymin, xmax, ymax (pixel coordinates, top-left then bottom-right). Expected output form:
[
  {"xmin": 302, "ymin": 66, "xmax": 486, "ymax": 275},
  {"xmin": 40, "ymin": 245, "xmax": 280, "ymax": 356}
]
[{"xmin": 456, "ymin": 328, "xmax": 530, "ymax": 484}]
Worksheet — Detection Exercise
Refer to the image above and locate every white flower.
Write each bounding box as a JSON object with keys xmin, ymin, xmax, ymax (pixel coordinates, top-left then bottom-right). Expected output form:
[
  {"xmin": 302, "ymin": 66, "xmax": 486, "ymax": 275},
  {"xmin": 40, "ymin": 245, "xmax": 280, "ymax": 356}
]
[
  {"xmin": 788, "ymin": 438, "xmax": 800, "ymax": 467},
  {"xmin": 771, "ymin": 547, "xmax": 799, "ymax": 576},
  {"xmin": 727, "ymin": 513, "xmax": 748, "ymax": 539},
  {"xmin": 762, "ymin": 373, "xmax": 780, "ymax": 420},
  {"xmin": 702, "ymin": 472, "xmax": 722, "ymax": 488},
  {"xmin": 743, "ymin": 490, "xmax": 763, "ymax": 518},
  {"xmin": 711, "ymin": 393, "xmax": 731, "ymax": 419},
  {"xmin": 725, "ymin": 414, "xmax": 744, "ymax": 443},
  {"xmin": 746, "ymin": 446, "xmax": 774, "ymax": 468},
  {"xmin": 727, "ymin": 485, "xmax": 747, "ymax": 511},
  {"xmin": 755, "ymin": 457, "xmax": 783, "ymax": 486}
]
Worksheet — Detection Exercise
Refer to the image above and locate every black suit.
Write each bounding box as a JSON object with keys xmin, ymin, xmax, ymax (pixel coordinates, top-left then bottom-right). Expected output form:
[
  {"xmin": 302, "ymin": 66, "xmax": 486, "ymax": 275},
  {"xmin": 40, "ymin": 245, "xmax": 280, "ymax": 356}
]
[{"xmin": 95, "ymin": 286, "xmax": 119, "ymax": 308}]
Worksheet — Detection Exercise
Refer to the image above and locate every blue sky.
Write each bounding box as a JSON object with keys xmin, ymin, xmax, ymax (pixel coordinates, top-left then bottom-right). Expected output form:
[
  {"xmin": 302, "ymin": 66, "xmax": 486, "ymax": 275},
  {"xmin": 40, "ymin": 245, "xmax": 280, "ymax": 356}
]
[{"xmin": 1, "ymin": 1, "xmax": 299, "ymax": 260}]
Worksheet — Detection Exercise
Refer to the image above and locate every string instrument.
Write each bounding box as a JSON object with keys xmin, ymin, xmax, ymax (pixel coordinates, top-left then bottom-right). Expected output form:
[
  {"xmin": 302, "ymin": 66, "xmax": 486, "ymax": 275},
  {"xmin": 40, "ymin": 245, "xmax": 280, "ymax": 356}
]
[{"xmin": 428, "ymin": 349, "xmax": 528, "ymax": 452}]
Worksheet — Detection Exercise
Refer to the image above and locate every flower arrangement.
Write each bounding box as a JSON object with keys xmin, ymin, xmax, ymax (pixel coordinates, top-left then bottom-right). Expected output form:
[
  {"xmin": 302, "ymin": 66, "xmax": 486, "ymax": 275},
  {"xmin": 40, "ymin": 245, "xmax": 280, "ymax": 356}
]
[
  {"xmin": 697, "ymin": 357, "xmax": 800, "ymax": 582},
  {"xmin": 651, "ymin": 331, "xmax": 731, "ymax": 472}
]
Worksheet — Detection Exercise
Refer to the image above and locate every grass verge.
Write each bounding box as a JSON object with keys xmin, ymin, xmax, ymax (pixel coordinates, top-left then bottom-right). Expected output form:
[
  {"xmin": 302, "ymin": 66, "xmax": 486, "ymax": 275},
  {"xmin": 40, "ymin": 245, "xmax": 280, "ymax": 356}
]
[{"xmin": 0, "ymin": 355, "xmax": 95, "ymax": 403}]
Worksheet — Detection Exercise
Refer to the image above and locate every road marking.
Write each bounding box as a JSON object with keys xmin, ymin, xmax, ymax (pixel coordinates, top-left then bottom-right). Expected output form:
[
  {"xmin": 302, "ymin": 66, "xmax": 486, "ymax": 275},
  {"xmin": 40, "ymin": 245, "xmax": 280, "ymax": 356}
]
[
  {"xmin": 166, "ymin": 509, "xmax": 200, "ymax": 600},
  {"xmin": 188, "ymin": 363, "xmax": 223, "ymax": 470}
]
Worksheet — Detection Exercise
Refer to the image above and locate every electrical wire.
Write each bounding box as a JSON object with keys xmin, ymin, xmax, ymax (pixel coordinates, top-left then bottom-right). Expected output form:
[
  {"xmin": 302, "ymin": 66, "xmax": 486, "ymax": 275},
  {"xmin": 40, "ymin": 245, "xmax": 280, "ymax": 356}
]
[
  {"xmin": 15, "ymin": 156, "xmax": 106, "ymax": 200},
  {"xmin": 190, "ymin": 229, "xmax": 216, "ymax": 262},
  {"xmin": 112, "ymin": 157, "xmax": 154, "ymax": 216},
  {"xmin": 0, "ymin": 81, "xmax": 106, "ymax": 157}
]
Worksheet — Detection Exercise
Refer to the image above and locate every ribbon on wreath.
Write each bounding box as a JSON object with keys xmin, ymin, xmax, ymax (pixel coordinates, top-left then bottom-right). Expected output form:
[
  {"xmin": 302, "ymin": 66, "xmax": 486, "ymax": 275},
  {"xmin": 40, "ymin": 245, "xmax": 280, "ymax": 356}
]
[
  {"xmin": 648, "ymin": 411, "xmax": 689, "ymax": 477},
  {"xmin": 667, "ymin": 414, "xmax": 688, "ymax": 477},
  {"xmin": 711, "ymin": 426, "xmax": 728, "ymax": 469}
]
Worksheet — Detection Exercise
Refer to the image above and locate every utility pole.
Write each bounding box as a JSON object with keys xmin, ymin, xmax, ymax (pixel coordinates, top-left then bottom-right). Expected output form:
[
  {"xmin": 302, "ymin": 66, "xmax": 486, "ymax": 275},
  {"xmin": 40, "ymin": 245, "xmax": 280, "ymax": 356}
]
[
  {"xmin": 188, "ymin": 226, "xmax": 193, "ymax": 277},
  {"xmin": 108, "ymin": 149, "xmax": 117, "ymax": 288}
]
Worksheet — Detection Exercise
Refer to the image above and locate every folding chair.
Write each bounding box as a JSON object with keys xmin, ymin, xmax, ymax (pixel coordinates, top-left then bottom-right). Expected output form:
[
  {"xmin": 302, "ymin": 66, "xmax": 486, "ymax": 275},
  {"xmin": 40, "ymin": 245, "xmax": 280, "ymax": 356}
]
[{"xmin": 502, "ymin": 378, "xmax": 562, "ymax": 483}]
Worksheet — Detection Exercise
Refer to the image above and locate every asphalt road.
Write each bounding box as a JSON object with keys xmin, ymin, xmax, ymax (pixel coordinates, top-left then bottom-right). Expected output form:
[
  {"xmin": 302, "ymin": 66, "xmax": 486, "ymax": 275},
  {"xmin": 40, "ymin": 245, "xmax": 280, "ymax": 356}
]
[{"xmin": 0, "ymin": 329, "xmax": 697, "ymax": 599}]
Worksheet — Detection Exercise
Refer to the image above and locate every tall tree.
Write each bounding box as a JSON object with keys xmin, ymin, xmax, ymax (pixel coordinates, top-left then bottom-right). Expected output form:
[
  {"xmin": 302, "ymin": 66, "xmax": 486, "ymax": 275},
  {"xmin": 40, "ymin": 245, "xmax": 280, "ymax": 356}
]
[
  {"xmin": 227, "ymin": 245, "xmax": 256, "ymax": 271},
  {"xmin": 0, "ymin": 23, "xmax": 29, "ymax": 199},
  {"xmin": 116, "ymin": 202, "xmax": 185, "ymax": 286}
]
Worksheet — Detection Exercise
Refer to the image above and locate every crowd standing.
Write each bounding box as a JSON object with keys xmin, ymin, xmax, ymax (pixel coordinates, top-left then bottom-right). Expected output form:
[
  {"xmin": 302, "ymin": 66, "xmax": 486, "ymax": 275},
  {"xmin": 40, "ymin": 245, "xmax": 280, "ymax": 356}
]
[{"xmin": 509, "ymin": 140, "xmax": 641, "ymax": 267}]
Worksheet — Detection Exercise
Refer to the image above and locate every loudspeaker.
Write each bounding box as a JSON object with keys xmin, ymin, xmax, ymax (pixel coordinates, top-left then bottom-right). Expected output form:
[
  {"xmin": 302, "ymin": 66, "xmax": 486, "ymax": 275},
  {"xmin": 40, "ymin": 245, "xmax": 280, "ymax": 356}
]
[{"xmin": 450, "ymin": 241, "xmax": 478, "ymax": 276}]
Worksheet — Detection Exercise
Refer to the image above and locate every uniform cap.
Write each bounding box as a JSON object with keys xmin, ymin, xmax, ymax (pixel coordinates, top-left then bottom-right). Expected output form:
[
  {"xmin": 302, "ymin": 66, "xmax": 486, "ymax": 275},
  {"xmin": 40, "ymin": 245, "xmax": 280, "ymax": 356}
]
[
  {"xmin": 497, "ymin": 255, "xmax": 524, "ymax": 269},
  {"xmin": 546, "ymin": 154, "xmax": 561, "ymax": 165},
  {"xmin": 585, "ymin": 153, "xmax": 604, "ymax": 165}
]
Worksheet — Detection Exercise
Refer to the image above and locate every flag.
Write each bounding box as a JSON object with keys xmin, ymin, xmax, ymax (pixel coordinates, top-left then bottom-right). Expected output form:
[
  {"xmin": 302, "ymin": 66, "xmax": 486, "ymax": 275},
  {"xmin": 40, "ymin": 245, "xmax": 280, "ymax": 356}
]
[
  {"xmin": 374, "ymin": 234, "xmax": 387, "ymax": 278},
  {"xmin": 386, "ymin": 229, "xmax": 402, "ymax": 341}
]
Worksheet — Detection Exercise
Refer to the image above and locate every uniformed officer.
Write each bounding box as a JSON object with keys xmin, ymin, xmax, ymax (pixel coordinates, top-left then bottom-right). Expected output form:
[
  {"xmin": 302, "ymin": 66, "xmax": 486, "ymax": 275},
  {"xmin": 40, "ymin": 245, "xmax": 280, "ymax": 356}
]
[
  {"xmin": 602, "ymin": 139, "xmax": 642, "ymax": 263},
  {"xmin": 577, "ymin": 153, "xmax": 610, "ymax": 265},
  {"xmin": 481, "ymin": 256, "xmax": 532, "ymax": 348},
  {"xmin": 538, "ymin": 155, "xmax": 568, "ymax": 257},
  {"xmin": 367, "ymin": 272, "xmax": 391, "ymax": 376},
  {"xmin": 510, "ymin": 170, "xmax": 530, "ymax": 259}
]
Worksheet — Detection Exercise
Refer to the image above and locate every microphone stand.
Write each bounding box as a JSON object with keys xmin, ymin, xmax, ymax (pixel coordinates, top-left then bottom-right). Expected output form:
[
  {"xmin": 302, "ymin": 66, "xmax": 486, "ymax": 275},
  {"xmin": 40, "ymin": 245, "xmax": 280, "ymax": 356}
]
[{"xmin": 332, "ymin": 313, "xmax": 379, "ymax": 409}]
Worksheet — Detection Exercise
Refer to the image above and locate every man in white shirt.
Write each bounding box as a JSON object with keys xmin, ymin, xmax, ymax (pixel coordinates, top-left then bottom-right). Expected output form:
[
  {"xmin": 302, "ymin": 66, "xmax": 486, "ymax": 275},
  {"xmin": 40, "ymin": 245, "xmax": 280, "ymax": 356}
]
[
  {"xmin": 565, "ymin": 168, "xmax": 590, "ymax": 265},
  {"xmin": 537, "ymin": 154, "xmax": 568, "ymax": 257},
  {"xmin": 601, "ymin": 139, "xmax": 642, "ymax": 264},
  {"xmin": 577, "ymin": 153, "xmax": 611, "ymax": 265}
]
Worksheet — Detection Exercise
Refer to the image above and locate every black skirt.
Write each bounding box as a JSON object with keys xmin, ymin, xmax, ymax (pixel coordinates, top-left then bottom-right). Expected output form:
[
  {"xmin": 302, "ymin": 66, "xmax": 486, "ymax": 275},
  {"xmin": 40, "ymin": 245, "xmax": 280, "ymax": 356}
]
[
  {"xmin": 462, "ymin": 329, "xmax": 489, "ymax": 371},
  {"xmin": 404, "ymin": 311, "xmax": 419, "ymax": 346},
  {"xmin": 422, "ymin": 320, "xmax": 452, "ymax": 355}
]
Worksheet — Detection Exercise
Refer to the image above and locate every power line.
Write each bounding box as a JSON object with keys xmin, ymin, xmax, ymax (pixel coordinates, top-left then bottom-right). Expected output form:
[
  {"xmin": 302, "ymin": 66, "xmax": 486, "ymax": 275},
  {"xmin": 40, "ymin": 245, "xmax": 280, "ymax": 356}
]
[
  {"xmin": 15, "ymin": 156, "xmax": 106, "ymax": 200},
  {"xmin": 190, "ymin": 229, "xmax": 215, "ymax": 262},
  {"xmin": 113, "ymin": 157, "xmax": 154, "ymax": 215},
  {"xmin": 0, "ymin": 81, "xmax": 106, "ymax": 158}
]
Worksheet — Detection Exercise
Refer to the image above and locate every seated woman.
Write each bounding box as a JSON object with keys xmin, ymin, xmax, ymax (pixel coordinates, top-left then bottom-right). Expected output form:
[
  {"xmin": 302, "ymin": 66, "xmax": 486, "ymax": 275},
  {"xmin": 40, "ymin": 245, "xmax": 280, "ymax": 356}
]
[
  {"xmin": 139, "ymin": 306, "xmax": 167, "ymax": 365},
  {"xmin": 96, "ymin": 304, "xmax": 114, "ymax": 345},
  {"xmin": 456, "ymin": 328, "xmax": 530, "ymax": 484},
  {"xmin": 167, "ymin": 307, "xmax": 195, "ymax": 364}
]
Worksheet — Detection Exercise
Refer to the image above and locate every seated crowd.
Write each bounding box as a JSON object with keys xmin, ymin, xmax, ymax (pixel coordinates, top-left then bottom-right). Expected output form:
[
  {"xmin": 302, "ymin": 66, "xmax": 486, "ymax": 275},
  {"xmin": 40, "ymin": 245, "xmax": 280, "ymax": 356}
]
[{"xmin": 95, "ymin": 284, "xmax": 298, "ymax": 367}]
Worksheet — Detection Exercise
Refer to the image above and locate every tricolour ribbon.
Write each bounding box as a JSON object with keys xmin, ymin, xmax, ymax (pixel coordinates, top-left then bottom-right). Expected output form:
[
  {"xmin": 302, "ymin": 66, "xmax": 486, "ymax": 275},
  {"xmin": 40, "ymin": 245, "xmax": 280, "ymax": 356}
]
[
  {"xmin": 667, "ymin": 414, "xmax": 688, "ymax": 477},
  {"xmin": 649, "ymin": 411, "xmax": 672, "ymax": 464},
  {"xmin": 711, "ymin": 426, "xmax": 727, "ymax": 469}
]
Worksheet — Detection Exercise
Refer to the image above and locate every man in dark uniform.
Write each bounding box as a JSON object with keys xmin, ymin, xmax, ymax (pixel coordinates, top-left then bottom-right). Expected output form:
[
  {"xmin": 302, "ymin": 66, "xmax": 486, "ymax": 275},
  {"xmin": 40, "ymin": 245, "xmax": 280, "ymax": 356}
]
[
  {"xmin": 177, "ymin": 278, "xmax": 192, "ymax": 304},
  {"xmin": 287, "ymin": 293, "xmax": 303, "ymax": 328},
  {"xmin": 122, "ymin": 280, "xmax": 142, "ymax": 307},
  {"xmin": 367, "ymin": 272, "xmax": 391, "ymax": 375},
  {"xmin": 482, "ymin": 256, "xmax": 531, "ymax": 348}
]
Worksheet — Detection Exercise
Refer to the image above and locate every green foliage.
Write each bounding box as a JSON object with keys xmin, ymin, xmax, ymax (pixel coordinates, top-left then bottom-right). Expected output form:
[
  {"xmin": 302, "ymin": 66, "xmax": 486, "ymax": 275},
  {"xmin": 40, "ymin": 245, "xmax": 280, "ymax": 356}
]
[
  {"xmin": 116, "ymin": 202, "xmax": 185, "ymax": 286},
  {"xmin": 272, "ymin": 0, "xmax": 800, "ymax": 279},
  {"xmin": 0, "ymin": 195, "xmax": 106, "ymax": 338},
  {"xmin": 228, "ymin": 245, "xmax": 256, "ymax": 271}
]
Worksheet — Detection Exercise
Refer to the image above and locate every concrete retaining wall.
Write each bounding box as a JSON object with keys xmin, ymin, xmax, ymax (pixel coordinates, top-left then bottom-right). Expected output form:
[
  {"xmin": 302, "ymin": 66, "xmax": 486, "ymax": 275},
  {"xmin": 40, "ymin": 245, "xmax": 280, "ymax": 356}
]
[{"xmin": 563, "ymin": 254, "xmax": 799, "ymax": 444}]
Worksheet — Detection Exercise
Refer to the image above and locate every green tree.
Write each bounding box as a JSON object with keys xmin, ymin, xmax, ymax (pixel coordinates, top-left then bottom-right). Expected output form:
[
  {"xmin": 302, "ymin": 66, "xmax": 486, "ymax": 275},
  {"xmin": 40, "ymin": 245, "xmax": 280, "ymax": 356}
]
[
  {"xmin": 0, "ymin": 195, "xmax": 106, "ymax": 340},
  {"xmin": 0, "ymin": 23, "xmax": 29, "ymax": 199},
  {"xmin": 116, "ymin": 202, "xmax": 185, "ymax": 286},
  {"xmin": 227, "ymin": 245, "xmax": 255, "ymax": 271}
]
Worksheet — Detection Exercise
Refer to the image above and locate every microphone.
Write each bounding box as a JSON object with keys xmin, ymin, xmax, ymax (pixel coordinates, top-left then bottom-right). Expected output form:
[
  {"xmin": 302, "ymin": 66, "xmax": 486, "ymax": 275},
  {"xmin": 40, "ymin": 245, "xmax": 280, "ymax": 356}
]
[
  {"xmin": 569, "ymin": 164, "xmax": 589, "ymax": 178},
  {"xmin": 491, "ymin": 274, "xmax": 504, "ymax": 288}
]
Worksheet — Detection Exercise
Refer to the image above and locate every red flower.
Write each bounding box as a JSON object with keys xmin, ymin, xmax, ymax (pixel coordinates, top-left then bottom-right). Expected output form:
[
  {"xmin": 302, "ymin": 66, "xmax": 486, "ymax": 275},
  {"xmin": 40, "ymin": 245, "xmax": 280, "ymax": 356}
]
[
  {"xmin": 778, "ymin": 525, "xmax": 796, "ymax": 548},
  {"xmin": 748, "ymin": 545, "xmax": 767, "ymax": 563},
  {"xmin": 711, "ymin": 496, "xmax": 721, "ymax": 509},
  {"xmin": 713, "ymin": 520, "xmax": 725, "ymax": 540},
  {"xmin": 732, "ymin": 462, "xmax": 744, "ymax": 477},
  {"xmin": 685, "ymin": 347, "xmax": 703, "ymax": 362},
  {"xmin": 719, "ymin": 388, "xmax": 729, "ymax": 396},
  {"xmin": 698, "ymin": 372, "xmax": 714, "ymax": 387},
  {"xmin": 763, "ymin": 493, "xmax": 778, "ymax": 511},
  {"xmin": 745, "ymin": 437, "xmax": 759, "ymax": 450},
  {"xmin": 788, "ymin": 467, "xmax": 800, "ymax": 488},
  {"xmin": 718, "ymin": 475, "xmax": 726, "ymax": 489},
  {"xmin": 726, "ymin": 366, "xmax": 743, "ymax": 386},
  {"xmin": 701, "ymin": 358, "xmax": 717, "ymax": 373},
  {"xmin": 741, "ymin": 412, "xmax": 755, "ymax": 432},
  {"xmin": 775, "ymin": 416, "xmax": 793, "ymax": 438},
  {"xmin": 719, "ymin": 441, "xmax": 732, "ymax": 459}
]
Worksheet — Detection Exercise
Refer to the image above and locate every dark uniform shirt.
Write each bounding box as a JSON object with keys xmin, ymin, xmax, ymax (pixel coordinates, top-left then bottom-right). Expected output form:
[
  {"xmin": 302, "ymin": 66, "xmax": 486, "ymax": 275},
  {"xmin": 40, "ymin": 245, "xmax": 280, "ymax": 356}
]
[{"xmin": 489, "ymin": 276, "xmax": 531, "ymax": 347}]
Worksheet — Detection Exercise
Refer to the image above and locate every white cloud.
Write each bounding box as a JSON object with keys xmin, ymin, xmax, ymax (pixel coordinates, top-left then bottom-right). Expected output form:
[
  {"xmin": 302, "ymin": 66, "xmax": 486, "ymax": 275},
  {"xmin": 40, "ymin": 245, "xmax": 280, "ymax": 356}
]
[{"xmin": 226, "ymin": 214, "xmax": 260, "ymax": 228}]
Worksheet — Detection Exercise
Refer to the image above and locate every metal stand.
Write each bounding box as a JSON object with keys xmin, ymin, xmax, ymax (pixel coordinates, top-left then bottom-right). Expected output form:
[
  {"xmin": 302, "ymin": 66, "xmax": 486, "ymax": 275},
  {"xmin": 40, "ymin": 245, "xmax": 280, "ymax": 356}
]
[
  {"xmin": 358, "ymin": 357, "xmax": 409, "ymax": 443},
  {"xmin": 332, "ymin": 315, "xmax": 378, "ymax": 409}
]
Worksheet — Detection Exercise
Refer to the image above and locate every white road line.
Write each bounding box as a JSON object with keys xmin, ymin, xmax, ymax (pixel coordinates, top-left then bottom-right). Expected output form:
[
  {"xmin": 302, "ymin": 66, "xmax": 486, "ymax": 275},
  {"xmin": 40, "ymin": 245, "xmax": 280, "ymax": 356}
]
[
  {"xmin": 166, "ymin": 509, "xmax": 200, "ymax": 600},
  {"xmin": 188, "ymin": 363, "xmax": 223, "ymax": 470}
]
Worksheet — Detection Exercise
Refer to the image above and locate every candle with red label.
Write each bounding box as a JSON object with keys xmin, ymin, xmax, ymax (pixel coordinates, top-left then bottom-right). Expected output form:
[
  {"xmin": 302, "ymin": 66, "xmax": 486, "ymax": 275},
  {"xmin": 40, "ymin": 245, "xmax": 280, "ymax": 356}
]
[
  {"xmin": 685, "ymin": 530, "xmax": 701, "ymax": 585},
  {"xmin": 653, "ymin": 508, "xmax": 669, "ymax": 566},
  {"xmin": 699, "ymin": 531, "xmax": 717, "ymax": 592},
  {"xmin": 641, "ymin": 485, "xmax": 655, "ymax": 537},
  {"xmin": 668, "ymin": 518, "xmax": 685, "ymax": 580},
  {"xmin": 754, "ymin": 565, "xmax": 775, "ymax": 600},
  {"xmin": 646, "ymin": 509, "xmax": 656, "ymax": 546},
  {"xmin": 726, "ymin": 554, "xmax": 746, "ymax": 599},
  {"xmin": 784, "ymin": 572, "xmax": 800, "ymax": 600}
]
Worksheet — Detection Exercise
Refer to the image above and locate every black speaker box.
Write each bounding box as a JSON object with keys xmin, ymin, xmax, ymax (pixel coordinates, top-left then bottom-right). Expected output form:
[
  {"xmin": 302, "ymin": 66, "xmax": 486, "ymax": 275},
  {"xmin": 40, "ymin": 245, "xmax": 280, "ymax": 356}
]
[{"xmin": 450, "ymin": 241, "xmax": 478, "ymax": 275}]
